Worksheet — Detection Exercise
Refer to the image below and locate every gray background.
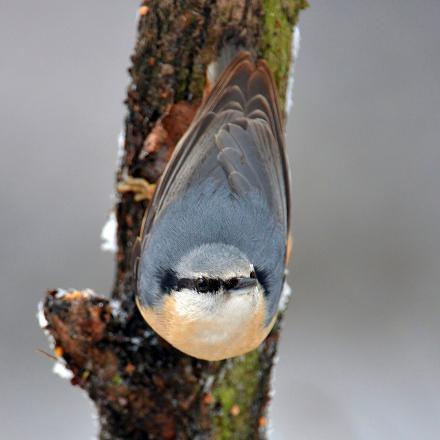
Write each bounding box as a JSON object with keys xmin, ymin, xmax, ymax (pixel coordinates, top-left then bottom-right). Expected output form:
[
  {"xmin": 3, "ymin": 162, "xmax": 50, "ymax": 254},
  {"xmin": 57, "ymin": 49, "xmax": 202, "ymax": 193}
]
[{"xmin": 1, "ymin": 1, "xmax": 439, "ymax": 439}]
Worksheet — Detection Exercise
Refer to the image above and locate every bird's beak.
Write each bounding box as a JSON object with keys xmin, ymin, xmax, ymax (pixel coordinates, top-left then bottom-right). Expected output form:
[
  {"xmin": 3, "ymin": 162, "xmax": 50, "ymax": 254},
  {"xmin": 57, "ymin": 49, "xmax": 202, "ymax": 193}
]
[{"xmin": 235, "ymin": 278, "xmax": 258, "ymax": 290}]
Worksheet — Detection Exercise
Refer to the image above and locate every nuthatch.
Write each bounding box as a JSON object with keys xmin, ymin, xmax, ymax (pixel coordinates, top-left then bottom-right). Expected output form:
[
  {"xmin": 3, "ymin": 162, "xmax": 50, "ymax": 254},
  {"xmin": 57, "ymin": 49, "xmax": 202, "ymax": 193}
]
[{"xmin": 133, "ymin": 51, "xmax": 291, "ymax": 361}]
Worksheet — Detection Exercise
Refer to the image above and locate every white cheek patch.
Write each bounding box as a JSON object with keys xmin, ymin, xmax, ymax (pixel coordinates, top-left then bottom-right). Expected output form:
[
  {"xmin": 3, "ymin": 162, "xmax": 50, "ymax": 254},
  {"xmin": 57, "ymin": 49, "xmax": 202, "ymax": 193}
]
[
  {"xmin": 172, "ymin": 288, "xmax": 261, "ymax": 344},
  {"xmin": 173, "ymin": 290, "xmax": 214, "ymax": 320}
]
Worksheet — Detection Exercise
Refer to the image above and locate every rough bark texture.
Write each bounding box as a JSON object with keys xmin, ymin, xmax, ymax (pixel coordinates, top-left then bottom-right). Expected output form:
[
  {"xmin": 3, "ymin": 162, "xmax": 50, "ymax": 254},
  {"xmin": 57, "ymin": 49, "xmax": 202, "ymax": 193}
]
[{"xmin": 41, "ymin": 1, "xmax": 306, "ymax": 439}]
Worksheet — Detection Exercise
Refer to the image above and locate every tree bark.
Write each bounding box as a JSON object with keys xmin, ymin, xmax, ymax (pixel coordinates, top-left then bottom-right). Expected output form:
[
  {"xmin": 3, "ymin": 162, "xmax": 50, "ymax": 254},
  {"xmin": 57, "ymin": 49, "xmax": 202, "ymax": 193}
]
[{"xmin": 41, "ymin": 1, "xmax": 306, "ymax": 439}]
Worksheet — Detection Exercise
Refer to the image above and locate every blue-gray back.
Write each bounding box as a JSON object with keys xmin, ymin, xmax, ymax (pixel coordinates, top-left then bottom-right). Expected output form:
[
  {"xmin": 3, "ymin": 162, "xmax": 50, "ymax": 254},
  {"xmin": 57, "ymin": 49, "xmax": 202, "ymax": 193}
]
[{"xmin": 134, "ymin": 52, "xmax": 290, "ymax": 322}]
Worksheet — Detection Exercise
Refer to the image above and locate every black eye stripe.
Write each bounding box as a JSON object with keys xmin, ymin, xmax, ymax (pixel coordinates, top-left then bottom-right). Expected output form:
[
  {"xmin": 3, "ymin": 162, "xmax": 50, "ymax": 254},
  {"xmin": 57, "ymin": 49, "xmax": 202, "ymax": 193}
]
[
  {"xmin": 195, "ymin": 278, "xmax": 210, "ymax": 293},
  {"xmin": 223, "ymin": 277, "xmax": 238, "ymax": 290},
  {"xmin": 177, "ymin": 278, "xmax": 222, "ymax": 293},
  {"xmin": 159, "ymin": 270, "xmax": 261, "ymax": 295},
  {"xmin": 175, "ymin": 276, "xmax": 251, "ymax": 293},
  {"xmin": 158, "ymin": 269, "xmax": 178, "ymax": 293},
  {"xmin": 254, "ymin": 266, "xmax": 270, "ymax": 296},
  {"xmin": 176, "ymin": 278, "xmax": 193, "ymax": 290}
]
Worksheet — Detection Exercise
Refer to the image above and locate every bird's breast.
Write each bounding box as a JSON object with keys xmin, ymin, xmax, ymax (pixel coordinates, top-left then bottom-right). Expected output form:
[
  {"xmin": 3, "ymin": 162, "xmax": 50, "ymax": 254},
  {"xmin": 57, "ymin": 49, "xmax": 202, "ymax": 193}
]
[{"xmin": 136, "ymin": 289, "xmax": 276, "ymax": 361}]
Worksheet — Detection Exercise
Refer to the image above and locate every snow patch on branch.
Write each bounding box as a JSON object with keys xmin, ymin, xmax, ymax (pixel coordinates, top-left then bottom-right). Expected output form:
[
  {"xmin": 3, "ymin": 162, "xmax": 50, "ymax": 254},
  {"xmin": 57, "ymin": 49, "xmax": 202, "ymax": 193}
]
[
  {"xmin": 99, "ymin": 129, "xmax": 124, "ymax": 253},
  {"xmin": 285, "ymin": 26, "xmax": 301, "ymax": 116},
  {"xmin": 37, "ymin": 301, "xmax": 48, "ymax": 328},
  {"xmin": 293, "ymin": 25, "xmax": 301, "ymax": 60},
  {"xmin": 53, "ymin": 361, "xmax": 74, "ymax": 380},
  {"xmin": 101, "ymin": 211, "xmax": 118, "ymax": 253},
  {"xmin": 278, "ymin": 279, "xmax": 292, "ymax": 312},
  {"xmin": 117, "ymin": 129, "xmax": 126, "ymax": 168}
]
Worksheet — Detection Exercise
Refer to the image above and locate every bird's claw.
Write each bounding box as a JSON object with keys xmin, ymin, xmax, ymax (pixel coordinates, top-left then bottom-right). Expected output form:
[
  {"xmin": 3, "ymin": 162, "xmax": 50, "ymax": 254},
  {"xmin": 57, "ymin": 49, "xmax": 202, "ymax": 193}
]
[{"xmin": 117, "ymin": 176, "xmax": 156, "ymax": 202}]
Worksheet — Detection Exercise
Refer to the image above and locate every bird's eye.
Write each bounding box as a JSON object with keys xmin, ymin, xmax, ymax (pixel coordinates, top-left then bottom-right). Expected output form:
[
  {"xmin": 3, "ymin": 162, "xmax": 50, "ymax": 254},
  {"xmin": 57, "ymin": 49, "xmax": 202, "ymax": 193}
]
[
  {"xmin": 224, "ymin": 278, "xmax": 238, "ymax": 290},
  {"xmin": 196, "ymin": 278, "xmax": 210, "ymax": 293},
  {"xmin": 250, "ymin": 271, "xmax": 256, "ymax": 279},
  {"xmin": 177, "ymin": 278, "xmax": 193, "ymax": 290}
]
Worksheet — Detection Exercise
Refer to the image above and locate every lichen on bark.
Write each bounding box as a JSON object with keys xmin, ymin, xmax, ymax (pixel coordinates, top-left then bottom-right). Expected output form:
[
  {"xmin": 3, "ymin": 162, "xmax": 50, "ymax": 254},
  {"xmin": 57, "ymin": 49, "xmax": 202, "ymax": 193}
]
[{"xmin": 41, "ymin": 1, "xmax": 306, "ymax": 438}]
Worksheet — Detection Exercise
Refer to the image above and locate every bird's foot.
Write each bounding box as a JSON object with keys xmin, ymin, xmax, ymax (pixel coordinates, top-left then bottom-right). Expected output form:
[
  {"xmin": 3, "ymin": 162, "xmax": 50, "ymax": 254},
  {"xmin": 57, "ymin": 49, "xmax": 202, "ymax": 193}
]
[{"xmin": 117, "ymin": 176, "xmax": 156, "ymax": 202}]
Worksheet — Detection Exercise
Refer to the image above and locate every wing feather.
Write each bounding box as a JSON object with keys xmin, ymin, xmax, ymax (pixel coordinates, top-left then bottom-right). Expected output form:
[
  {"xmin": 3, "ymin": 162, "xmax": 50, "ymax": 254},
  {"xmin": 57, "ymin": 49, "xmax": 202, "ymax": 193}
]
[{"xmin": 137, "ymin": 52, "xmax": 290, "ymax": 256}]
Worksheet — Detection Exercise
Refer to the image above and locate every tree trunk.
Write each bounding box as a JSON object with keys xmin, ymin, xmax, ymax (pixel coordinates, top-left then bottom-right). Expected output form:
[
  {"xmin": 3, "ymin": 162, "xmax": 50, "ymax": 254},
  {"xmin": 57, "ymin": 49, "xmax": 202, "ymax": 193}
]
[{"xmin": 41, "ymin": 1, "xmax": 306, "ymax": 438}]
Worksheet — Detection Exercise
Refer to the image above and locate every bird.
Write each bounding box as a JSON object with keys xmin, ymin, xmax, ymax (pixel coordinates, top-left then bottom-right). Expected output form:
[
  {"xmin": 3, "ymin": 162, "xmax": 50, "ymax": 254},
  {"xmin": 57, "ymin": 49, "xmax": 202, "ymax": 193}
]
[{"xmin": 132, "ymin": 50, "xmax": 291, "ymax": 361}]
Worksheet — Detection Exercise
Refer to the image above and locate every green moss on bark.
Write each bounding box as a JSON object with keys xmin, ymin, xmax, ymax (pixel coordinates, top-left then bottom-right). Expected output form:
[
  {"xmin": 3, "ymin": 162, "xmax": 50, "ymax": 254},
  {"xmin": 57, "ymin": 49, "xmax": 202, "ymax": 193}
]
[
  {"xmin": 212, "ymin": 351, "xmax": 261, "ymax": 439},
  {"xmin": 261, "ymin": 0, "xmax": 308, "ymax": 107}
]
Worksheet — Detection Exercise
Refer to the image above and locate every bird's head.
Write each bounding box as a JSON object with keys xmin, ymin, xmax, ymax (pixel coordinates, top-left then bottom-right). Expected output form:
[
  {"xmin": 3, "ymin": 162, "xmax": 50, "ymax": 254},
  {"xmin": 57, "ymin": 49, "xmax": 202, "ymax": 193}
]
[{"xmin": 136, "ymin": 243, "xmax": 275, "ymax": 360}]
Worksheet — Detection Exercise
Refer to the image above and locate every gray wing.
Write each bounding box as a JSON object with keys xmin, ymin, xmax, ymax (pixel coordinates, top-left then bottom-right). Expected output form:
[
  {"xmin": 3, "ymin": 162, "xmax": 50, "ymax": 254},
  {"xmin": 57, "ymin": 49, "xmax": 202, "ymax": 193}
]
[{"xmin": 134, "ymin": 52, "xmax": 290, "ymax": 277}]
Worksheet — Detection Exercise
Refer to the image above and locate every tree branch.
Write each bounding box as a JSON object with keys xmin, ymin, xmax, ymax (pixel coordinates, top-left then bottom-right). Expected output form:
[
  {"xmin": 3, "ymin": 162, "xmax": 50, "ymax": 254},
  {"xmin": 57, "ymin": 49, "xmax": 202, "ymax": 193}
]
[{"xmin": 41, "ymin": 1, "xmax": 306, "ymax": 438}]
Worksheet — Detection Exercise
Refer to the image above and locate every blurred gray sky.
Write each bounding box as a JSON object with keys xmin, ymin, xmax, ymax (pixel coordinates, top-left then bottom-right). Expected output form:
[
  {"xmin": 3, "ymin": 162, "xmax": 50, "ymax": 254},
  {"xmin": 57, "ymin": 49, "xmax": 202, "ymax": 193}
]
[{"xmin": 1, "ymin": 1, "xmax": 439, "ymax": 439}]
